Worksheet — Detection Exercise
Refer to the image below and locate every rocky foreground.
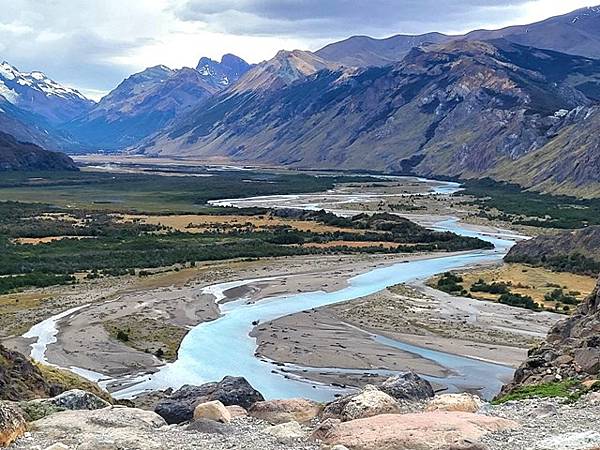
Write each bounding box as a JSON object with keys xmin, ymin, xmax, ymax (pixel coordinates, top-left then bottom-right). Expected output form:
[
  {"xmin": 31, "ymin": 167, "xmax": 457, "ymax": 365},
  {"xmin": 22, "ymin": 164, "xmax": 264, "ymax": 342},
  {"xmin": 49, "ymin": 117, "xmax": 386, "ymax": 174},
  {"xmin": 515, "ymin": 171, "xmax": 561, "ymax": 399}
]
[{"xmin": 1, "ymin": 372, "xmax": 600, "ymax": 450}]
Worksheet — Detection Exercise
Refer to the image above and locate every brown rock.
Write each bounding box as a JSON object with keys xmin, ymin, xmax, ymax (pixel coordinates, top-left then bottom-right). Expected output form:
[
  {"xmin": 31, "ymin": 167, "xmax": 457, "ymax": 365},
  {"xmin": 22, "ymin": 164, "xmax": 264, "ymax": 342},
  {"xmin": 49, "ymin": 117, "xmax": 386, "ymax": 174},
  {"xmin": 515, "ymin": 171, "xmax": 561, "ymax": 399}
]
[
  {"xmin": 0, "ymin": 402, "xmax": 26, "ymax": 447},
  {"xmin": 193, "ymin": 401, "xmax": 231, "ymax": 423},
  {"xmin": 225, "ymin": 405, "xmax": 247, "ymax": 419},
  {"xmin": 425, "ymin": 394, "xmax": 483, "ymax": 413},
  {"xmin": 313, "ymin": 411, "xmax": 518, "ymax": 450},
  {"xmin": 249, "ymin": 398, "xmax": 322, "ymax": 425},
  {"xmin": 574, "ymin": 348, "xmax": 600, "ymax": 374}
]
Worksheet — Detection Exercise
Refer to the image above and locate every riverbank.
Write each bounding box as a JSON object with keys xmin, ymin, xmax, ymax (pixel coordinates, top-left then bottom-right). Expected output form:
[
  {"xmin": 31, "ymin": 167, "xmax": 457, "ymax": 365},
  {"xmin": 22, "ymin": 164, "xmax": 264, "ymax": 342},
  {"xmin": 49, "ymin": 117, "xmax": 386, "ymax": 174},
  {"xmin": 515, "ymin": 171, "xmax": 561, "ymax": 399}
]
[
  {"xmin": 253, "ymin": 276, "xmax": 561, "ymax": 394},
  {"xmin": 5, "ymin": 252, "xmax": 449, "ymax": 385}
]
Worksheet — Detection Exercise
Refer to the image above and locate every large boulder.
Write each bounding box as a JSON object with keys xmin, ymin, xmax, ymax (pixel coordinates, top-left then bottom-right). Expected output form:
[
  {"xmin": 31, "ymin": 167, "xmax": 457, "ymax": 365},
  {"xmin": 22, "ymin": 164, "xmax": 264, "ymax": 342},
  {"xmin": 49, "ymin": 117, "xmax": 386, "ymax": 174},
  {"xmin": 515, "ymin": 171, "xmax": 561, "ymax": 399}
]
[
  {"xmin": 154, "ymin": 376, "xmax": 264, "ymax": 424},
  {"xmin": 322, "ymin": 385, "xmax": 403, "ymax": 421},
  {"xmin": 23, "ymin": 406, "xmax": 166, "ymax": 449},
  {"xmin": 19, "ymin": 389, "xmax": 110, "ymax": 421},
  {"xmin": 313, "ymin": 411, "xmax": 519, "ymax": 450},
  {"xmin": 378, "ymin": 372, "xmax": 434, "ymax": 401},
  {"xmin": 0, "ymin": 402, "xmax": 26, "ymax": 447},
  {"xmin": 425, "ymin": 393, "xmax": 483, "ymax": 413},
  {"xmin": 339, "ymin": 386, "xmax": 401, "ymax": 422},
  {"xmin": 249, "ymin": 398, "xmax": 322, "ymax": 425},
  {"xmin": 193, "ymin": 400, "xmax": 231, "ymax": 423},
  {"xmin": 501, "ymin": 278, "xmax": 600, "ymax": 394},
  {"xmin": 44, "ymin": 389, "xmax": 109, "ymax": 411}
]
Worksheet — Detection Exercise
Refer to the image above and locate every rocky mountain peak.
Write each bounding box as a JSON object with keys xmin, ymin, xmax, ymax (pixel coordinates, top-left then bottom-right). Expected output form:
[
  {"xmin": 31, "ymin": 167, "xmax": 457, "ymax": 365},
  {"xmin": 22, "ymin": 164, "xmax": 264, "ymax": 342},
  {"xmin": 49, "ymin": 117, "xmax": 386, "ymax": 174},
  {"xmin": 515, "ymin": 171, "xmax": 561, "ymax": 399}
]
[
  {"xmin": 0, "ymin": 60, "xmax": 93, "ymax": 124},
  {"xmin": 231, "ymin": 49, "xmax": 340, "ymax": 93},
  {"xmin": 195, "ymin": 53, "xmax": 251, "ymax": 88}
]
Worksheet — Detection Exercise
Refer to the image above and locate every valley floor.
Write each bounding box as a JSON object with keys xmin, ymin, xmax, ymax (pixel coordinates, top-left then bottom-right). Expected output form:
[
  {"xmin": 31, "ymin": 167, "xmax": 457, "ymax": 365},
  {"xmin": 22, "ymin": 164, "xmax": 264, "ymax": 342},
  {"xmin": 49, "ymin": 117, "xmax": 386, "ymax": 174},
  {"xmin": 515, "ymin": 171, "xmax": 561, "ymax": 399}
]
[{"xmin": 0, "ymin": 165, "xmax": 589, "ymax": 402}]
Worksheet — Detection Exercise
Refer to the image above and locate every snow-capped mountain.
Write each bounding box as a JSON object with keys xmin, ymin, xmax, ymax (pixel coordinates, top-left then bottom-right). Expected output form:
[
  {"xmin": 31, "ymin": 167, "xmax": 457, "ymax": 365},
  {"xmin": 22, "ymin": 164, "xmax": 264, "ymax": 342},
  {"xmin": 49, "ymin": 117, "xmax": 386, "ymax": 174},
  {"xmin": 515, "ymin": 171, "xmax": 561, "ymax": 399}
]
[
  {"xmin": 196, "ymin": 54, "xmax": 251, "ymax": 89},
  {"xmin": 0, "ymin": 61, "xmax": 93, "ymax": 124}
]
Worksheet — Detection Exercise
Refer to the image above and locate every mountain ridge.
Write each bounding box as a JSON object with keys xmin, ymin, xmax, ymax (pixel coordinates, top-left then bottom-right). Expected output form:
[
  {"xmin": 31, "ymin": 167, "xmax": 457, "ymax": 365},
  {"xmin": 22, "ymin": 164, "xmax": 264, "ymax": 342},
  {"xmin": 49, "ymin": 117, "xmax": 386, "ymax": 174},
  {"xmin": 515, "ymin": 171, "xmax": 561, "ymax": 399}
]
[
  {"xmin": 317, "ymin": 5, "xmax": 600, "ymax": 67},
  {"xmin": 132, "ymin": 39, "xmax": 600, "ymax": 197}
]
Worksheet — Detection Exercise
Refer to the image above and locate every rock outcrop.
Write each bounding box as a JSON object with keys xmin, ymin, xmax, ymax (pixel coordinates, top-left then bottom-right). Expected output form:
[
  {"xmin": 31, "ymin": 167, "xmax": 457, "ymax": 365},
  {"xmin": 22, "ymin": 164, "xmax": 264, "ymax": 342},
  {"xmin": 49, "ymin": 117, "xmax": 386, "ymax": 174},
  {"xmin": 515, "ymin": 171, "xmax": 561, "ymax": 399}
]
[
  {"xmin": 0, "ymin": 402, "xmax": 26, "ymax": 447},
  {"xmin": 0, "ymin": 345, "xmax": 58, "ymax": 401},
  {"xmin": 502, "ymin": 277, "xmax": 600, "ymax": 393},
  {"xmin": 19, "ymin": 406, "xmax": 166, "ymax": 449},
  {"xmin": 18, "ymin": 389, "xmax": 110, "ymax": 422},
  {"xmin": 154, "ymin": 376, "xmax": 264, "ymax": 424}
]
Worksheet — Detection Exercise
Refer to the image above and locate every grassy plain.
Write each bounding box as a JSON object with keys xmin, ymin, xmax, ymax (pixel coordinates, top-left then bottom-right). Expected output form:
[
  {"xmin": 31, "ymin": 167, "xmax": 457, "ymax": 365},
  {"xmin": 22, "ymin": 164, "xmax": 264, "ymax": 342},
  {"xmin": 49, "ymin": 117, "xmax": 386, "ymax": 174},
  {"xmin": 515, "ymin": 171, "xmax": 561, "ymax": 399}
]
[{"xmin": 429, "ymin": 263, "xmax": 596, "ymax": 310}]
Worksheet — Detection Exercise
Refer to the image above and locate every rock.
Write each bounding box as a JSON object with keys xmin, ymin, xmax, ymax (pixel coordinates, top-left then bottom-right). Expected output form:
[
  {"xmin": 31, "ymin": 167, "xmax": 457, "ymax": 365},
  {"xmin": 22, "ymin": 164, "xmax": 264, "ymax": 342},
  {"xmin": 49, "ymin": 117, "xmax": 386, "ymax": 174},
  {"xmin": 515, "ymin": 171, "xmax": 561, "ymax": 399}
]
[
  {"xmin": 155, "ymin": 376, "xmax": 264, "ymax": 424},
  {"xmin": 44, "ymin": 444, "xmax": 70, "ymax": 450},
  {"xmin": 0, "ymin": 402, "xmax": 26, "ymax": 447},
  {"xmin": 266, "ymin": 421, "xmax": 306, "ymax": 441},
  {"xmin": 193, "ymin": 400, "xmax": 231, "ymax": 423},
  {"xmin": 331, "ymin": 446, "xmax": 350, "ymax": 450},
  {"xmin": 19, "ymin": 389, "xmax": 110, "ymax": 422},
  {"xmin": 574, "ymin": 348, "xmax": 600, "ymax": 374},
  {"xmin": 313, "ymin": 411, "xmax": 518, "ymax": 450},
  {"xmin": 46, "ymin": 389, "xmax": 109, "ymax": 411},
  {"xmin": 186, "ymin": 418, "xmax": 233, "ymax": 435},
  {"xmin": 339, "ymin": 385, "xmax": 401, "ymax": 421},
  {"xmin": 377, "ymin": 372, "xmax": 434, "ymax": 401},
  {"xmin": 226, "ymin": 405, "xmax": 248, "ymax": 419},
  {"xmin": 48, "ymin": 389, "xmax": 109, "ymax": 411},
  {"xmin": 249, "ymin": 398, "xmax": 322, "ymax": 424},
  {"xmin": 528, "ymin": 402, "xmax": 558, "ymax": 418},
  {"xmin": 586, "ymin": 391, "xmax": 600, "ymax": 405},
  {"xmin": 27, "ymin": 406, "xmax": 166, "ymax": 449},
  {"xmin": 425, "ymin": 393, "xmax": 483, "ymax": 413},
  {"xmin": 322, "ymin": 385, "xmax": 401, "ymax": 421}
]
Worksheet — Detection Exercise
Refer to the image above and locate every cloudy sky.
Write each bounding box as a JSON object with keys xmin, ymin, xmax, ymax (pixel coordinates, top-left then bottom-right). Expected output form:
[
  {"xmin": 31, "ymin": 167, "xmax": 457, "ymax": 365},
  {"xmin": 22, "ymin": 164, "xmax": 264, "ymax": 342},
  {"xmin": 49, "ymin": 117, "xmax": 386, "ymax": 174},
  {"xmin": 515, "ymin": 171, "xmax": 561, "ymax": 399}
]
[{"xmin": 0, "ymin": 0, "xmax": 597, "ymax": 99}]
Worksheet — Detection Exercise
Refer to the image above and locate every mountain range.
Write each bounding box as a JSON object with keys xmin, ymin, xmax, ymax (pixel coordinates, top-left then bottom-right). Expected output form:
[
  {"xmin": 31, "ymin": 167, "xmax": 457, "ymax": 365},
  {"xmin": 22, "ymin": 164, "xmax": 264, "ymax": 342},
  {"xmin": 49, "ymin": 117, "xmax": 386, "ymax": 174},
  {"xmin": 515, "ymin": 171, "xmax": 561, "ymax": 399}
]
[
  {"xmin": 1, "ymin": 6, "xmax": 600, "ymax": 195},
  {"xmin": 317, "ymin": 5, "xmax": 600, "ymax": 66}
]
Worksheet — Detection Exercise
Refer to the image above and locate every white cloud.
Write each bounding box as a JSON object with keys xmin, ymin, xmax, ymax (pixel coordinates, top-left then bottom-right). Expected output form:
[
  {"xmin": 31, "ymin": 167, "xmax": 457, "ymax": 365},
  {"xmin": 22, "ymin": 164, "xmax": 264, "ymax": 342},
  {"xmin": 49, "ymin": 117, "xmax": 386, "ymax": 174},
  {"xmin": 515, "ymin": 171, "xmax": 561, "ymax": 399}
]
[{"xmin": 0, "ymin": 0, "xmax": 597, "ymax": 98}]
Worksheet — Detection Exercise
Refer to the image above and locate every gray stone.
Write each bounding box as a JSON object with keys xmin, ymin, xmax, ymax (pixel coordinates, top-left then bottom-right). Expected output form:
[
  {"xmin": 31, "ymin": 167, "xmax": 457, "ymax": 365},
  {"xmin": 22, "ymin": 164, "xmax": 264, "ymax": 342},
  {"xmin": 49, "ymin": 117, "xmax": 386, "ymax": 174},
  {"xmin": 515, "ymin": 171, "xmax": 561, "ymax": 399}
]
[
  {"xmin": 185, "ymin": 418, "xmax": 233, "ymax": 435},
  {"xmin": 378, "ymin": 372, "xmax": 435, "ymax": 401},
  {"xmin": 155, "ymin": 376, "xmax": 264, "ymax": 424}
]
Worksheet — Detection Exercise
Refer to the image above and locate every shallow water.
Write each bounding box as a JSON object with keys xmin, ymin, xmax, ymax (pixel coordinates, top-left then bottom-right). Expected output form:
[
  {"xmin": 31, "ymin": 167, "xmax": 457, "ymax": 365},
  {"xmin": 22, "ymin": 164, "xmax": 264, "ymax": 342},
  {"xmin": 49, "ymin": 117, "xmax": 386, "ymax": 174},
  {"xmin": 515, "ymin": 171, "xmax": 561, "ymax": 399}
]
[{"xmin": 114, "ymin": 207, "xmax": 518, "ymax": 400}]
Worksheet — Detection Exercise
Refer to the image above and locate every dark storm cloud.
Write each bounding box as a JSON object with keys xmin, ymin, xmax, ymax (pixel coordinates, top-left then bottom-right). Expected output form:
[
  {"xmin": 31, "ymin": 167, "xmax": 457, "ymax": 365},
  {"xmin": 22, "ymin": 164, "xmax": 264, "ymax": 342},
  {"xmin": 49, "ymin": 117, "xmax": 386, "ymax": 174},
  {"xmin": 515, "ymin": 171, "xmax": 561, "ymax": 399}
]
[{"xmin": 175, "ymin": 0, "xmax": 536, "ymax": 37}]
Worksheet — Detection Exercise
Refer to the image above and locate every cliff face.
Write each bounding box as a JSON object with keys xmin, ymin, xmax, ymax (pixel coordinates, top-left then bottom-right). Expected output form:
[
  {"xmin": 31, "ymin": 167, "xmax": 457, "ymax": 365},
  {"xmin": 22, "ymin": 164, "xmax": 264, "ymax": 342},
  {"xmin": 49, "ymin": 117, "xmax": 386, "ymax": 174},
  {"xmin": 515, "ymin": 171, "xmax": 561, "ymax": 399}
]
[{"xmin": 502, "ymin": 278, "xmax": 600, "ymax": 393}]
